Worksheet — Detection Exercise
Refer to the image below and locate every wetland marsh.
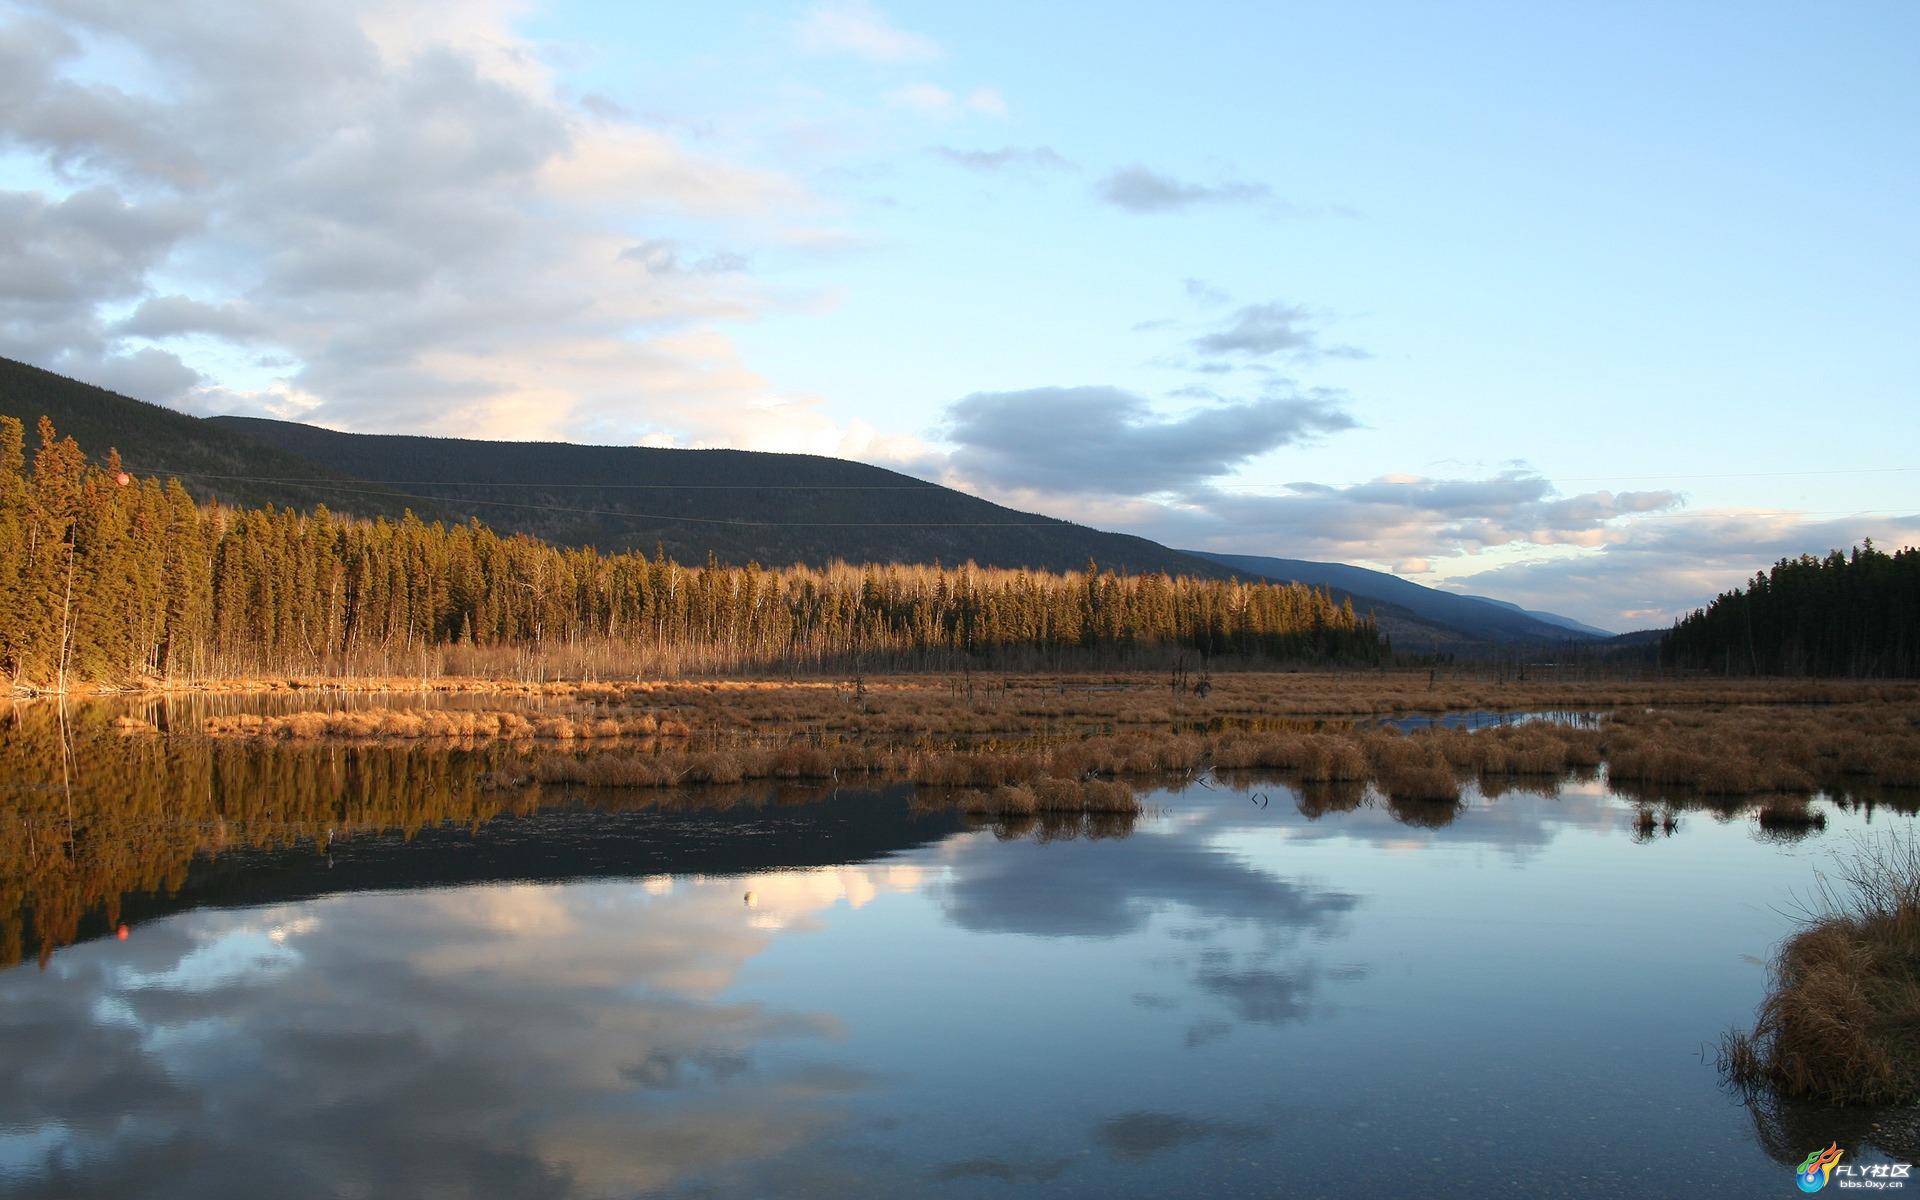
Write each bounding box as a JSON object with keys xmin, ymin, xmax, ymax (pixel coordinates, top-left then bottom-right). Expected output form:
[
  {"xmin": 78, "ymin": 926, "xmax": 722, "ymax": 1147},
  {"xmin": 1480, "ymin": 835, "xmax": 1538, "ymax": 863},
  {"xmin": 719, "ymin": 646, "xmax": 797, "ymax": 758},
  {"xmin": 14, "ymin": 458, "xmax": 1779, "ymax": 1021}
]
[{"xmin": 3, "ymin": 676, "xmax": 1918, "ymax": 1197}]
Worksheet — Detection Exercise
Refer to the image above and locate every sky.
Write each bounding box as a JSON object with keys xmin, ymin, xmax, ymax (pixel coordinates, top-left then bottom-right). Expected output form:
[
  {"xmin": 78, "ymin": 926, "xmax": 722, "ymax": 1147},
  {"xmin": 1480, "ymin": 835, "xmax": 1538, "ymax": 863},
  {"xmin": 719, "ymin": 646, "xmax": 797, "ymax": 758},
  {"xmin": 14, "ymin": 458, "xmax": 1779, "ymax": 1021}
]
[{"xmin": 0, "ymin": 0, "xmax": 1915, "ymax": 630}]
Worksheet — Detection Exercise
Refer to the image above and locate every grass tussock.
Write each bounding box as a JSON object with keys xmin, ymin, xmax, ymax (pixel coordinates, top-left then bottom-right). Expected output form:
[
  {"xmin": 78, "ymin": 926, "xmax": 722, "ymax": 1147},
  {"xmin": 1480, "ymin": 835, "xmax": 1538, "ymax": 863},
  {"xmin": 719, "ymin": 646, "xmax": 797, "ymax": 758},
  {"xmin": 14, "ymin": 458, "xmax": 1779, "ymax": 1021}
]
[
  {"xmin": 1363, "ymin": 732, "xmax": 1462, "ymax": 804},
  {"xmin": 203, "ymin": 708, "xmax": 682, "ymax": 742},
  {"xmin": 1723, "ymin": 832, "xmax": 1920, "ymax": 1106},
  {"xmin": 955, "ymin": 778, "xmax": 1141, "ymax": 816},
  {"xmin": 1757, "ymin": 798, "xmax": 1829, "ymax": 840},
  {"xmin": 1599, "ymin": 705, "xmax": 1920, "ymax": 796},
  {"xmin": 528, "ymin": 739, "xmax": 1146, "ymax": 815},
  {"xmin": 1630, "ymin": 805, "xmax": 1679, "ymax": 841}
]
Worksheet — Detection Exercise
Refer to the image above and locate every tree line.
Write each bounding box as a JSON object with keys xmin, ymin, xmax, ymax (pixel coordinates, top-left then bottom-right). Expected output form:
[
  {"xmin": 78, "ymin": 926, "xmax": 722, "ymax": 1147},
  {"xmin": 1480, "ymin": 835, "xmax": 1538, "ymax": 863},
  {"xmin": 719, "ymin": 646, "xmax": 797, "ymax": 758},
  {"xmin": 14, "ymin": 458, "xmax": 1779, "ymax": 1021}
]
[
  {"xmin": 0, "ymin": 416, "xmax": 1384, "ymax": 686},
  {"xmin": 1661, "ymin": 542, "xmax": 1920, "ymax": 677},
  {"xmin": 0, "ymin": 702, "xmax": 523, "ymax": 968}
]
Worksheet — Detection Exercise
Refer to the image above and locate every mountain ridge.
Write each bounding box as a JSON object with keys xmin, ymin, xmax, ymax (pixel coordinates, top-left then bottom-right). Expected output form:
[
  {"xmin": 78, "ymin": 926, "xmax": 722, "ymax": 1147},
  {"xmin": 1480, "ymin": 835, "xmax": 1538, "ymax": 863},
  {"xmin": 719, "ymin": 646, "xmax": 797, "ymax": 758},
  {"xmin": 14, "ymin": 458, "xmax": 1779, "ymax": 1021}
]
[
  {"xmin": 3, "ymin": 354, "xmax": 1616, "ymax": 638},
  {"xmin": 203, "ymin": 414, "xmax": 1229, "ymax": 575},
  {"xmin": 0, "ymin": 355, "xmax": 1224, "ymax": 577},
  {"xmin": 1186, "ymin": 550, "xmax": 1608, "ymax": 647}
]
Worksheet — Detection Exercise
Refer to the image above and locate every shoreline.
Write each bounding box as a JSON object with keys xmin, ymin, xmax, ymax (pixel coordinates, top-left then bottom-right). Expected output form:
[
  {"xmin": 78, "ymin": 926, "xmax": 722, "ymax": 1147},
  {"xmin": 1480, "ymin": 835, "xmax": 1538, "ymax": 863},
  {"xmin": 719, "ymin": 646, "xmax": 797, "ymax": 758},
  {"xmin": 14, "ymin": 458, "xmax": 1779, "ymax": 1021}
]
[{"xmin": 13, "ymin": 668, "xmax": 1919, "ymax": 711}]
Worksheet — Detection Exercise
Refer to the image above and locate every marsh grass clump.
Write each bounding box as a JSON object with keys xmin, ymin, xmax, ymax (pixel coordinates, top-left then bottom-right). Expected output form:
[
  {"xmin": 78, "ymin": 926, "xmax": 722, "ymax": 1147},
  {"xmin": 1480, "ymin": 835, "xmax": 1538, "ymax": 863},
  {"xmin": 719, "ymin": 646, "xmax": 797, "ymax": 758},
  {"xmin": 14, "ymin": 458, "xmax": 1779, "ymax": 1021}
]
[
  {"xmin": 1722, "ymin": 832, "xmax": 1920, "ymax": 1106},
  {"xmin": 203, "ymin": 707, "xmax": 682, "ymax": 742},
  {"xmin": 1629, "ymin": 805, "xmax": 1680, "ymax": 842},
  {"xmin": 1384, "ymin": 794, "xmax": 1464, "ymax": 828},
  {"xmin": 1756, "ymin": 798, "xmax": 1829, "ymax": 841},
  {"xmin": 769, "ymin": 744, "xmax": 837, "ymax": 779},
  {"xmin": 1364, "ymin": 731, "xmax": 1463, "ymax": 805},
  {"xmin": 1603, "ymin": 726, "xmax": 1818, "ymax": 796},
  {"xmin": 1295, "ymin": 779, "xmax": 1368, "ymax": 819},
  {"xmin": 954, "ymin": 777, "xmax": 1142, "ymax": 816}
]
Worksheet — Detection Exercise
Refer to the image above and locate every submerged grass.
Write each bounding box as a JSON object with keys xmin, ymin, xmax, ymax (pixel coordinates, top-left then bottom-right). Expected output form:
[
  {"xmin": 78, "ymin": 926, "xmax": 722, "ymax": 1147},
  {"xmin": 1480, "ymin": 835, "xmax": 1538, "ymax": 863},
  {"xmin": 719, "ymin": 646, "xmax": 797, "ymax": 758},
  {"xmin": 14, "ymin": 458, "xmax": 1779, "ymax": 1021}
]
[{"xmin": 1723, "ymin": 832, "xmax": 1920, "ymax": 1106}]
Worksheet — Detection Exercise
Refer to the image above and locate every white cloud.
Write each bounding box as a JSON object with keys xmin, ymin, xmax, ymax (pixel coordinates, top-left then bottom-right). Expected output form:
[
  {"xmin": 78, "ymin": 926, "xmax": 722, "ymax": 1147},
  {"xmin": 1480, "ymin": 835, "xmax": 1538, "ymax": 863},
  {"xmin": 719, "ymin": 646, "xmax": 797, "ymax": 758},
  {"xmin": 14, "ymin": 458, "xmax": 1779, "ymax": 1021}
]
[
  {"xmin": 931, "ymin": 144, "xmax": 1069, "ymax": 172},
  {"xmin": 1439, "ymin": 510, "xmax": 1920, "ymax": 631},
  {"xmin": 796, "ymin": 0, "xmax": 941, "ymax": 63},
  {"xmin": 0, "ymin": 0, "xmax": 876, "ymax": 450},
  {"xmin": 1097, "ymin": 165, "xmax": 1270, "ymax": 213},
  {"xmin": 938, "ymin": 384, "xmax": 1356, "ymax": 495},
  {"xmin": 0, "ymin": 864, "xmax": 924, "ymax": 1198},
  {"xmin": 1191, "ymin": 301, "xmax": 1367, "ymax": 361},
  {"xmin": 115, "ymin": 294, "xmax": 268, "ymax": 341},
  {"xmin": 964, "ymin": 87, "xmax": 1008, "ymax": 117},
  {"xmin": 887, "ymin": 83, "xmax": 1007, "ymax": 119}
]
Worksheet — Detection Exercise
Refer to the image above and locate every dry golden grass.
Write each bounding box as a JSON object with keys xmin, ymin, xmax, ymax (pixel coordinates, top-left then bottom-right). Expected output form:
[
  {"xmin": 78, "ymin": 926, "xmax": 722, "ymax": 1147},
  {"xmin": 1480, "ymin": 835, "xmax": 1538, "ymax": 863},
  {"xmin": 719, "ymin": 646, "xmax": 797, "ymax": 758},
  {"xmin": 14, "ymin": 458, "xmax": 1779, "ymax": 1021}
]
[
  {"xmin": 170, "ymin": 675, "xmax": 1920, "ymax": 820},
  {"xmin": 1757, "ymin": 798, "xmax": 1829, "ymax": 838},
  {"xmin": 183, "ymin": 684, "xmax": 1920, "ymax": 815},
  {"xmin": 202, "ymin": 707, "xmax": 681, "ymax": 742},
  {"xmin": 94, "ymin": 668, "xmax": 1920, "ymax": 724},
  {"xmin": 1367, "ymin": 733, "xmax": 1463, "ymax": 806},
  {"xmin": 1724, "ymin": 832, "xmax": 1920, "ymax": 1105},
  {"xmin": 1599, "ymin": 705, "xmax": 1920, "ymax": 795},
  {"xmin": 956, "ymin": 779, "xmax": 1142, "ymax": 816}
]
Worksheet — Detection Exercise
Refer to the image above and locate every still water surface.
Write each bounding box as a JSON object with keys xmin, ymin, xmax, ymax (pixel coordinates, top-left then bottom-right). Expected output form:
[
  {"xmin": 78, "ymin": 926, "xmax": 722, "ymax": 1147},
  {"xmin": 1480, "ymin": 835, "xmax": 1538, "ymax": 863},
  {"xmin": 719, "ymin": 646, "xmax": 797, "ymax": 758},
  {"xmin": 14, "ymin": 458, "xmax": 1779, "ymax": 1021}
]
[{"xmin": 1, "ymin": 705, "xmax": 1915, "ymax": 1198}]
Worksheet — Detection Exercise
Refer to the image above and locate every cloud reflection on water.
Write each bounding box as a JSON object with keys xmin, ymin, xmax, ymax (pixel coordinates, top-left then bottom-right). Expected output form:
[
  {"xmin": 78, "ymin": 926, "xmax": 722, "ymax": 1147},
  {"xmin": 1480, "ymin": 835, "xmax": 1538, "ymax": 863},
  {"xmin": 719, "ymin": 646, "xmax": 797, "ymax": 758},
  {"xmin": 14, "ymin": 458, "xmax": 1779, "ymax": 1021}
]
[
  {"xmin": 0, "ymin": 865, "xmax": 922, "ymax": 1199},
  {"xmin": 0, "ymin": 770, "xmax": 1802, "ymax": 1198}
]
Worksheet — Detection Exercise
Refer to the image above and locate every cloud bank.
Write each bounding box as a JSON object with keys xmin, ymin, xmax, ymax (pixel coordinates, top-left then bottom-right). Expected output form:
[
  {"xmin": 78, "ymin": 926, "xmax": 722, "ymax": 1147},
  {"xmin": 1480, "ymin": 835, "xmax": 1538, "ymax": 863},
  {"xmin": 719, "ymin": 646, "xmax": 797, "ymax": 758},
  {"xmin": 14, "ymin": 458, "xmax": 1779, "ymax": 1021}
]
[
  {"xmin": 941, "ymin": 385, "xmax": 1355, "ymax": 496},
  {"xmin": 0, "ymin": 0, "xmax": 892, "ymax": 453}
]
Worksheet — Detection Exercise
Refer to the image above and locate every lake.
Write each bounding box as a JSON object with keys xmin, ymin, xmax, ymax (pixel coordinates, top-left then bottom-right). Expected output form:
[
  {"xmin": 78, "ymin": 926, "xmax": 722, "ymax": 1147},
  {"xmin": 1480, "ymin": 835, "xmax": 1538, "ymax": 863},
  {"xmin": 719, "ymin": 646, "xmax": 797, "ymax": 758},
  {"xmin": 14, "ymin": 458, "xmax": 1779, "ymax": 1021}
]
[{"xmin": 2, "ymin": 701, "xmax": 1915, "ymax": 1198}]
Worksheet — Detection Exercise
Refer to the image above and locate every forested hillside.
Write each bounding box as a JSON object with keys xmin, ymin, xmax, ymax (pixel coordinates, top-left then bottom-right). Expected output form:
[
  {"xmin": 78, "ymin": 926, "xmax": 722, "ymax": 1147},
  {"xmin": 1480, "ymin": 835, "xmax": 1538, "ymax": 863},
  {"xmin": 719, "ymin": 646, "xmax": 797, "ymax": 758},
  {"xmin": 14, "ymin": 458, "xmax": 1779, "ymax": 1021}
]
[
  {"xmin": 1661, "ymin": 543, "xmax": 1920, "ymax": 677},
  {"xmin": 209, "ymin": 414, "xmax": 1219, "ymax": 574},
  {"xmin": 0, "ymin": 357, "xmax": 444, "ymax": 521},
  {"xmin": 0, "ymin": 416, "xmax": 1382, "ymax": 686},
  {"xmin": 0, "ymin": 355, "xmax": 1230, "ymax": 577}
]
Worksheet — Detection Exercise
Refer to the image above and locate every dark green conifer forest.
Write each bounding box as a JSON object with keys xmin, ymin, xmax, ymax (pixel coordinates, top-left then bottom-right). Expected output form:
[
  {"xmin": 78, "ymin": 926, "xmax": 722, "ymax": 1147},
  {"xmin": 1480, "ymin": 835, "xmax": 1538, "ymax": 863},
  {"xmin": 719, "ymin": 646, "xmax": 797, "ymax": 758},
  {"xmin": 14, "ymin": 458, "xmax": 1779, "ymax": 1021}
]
[
  {"xmin": 1661, "ymin": 542, "xmax": 1920, "ymax": 677},
  {"xmin": 0, "ymin": 417, "xmax": 1383, "ymax": 686}
]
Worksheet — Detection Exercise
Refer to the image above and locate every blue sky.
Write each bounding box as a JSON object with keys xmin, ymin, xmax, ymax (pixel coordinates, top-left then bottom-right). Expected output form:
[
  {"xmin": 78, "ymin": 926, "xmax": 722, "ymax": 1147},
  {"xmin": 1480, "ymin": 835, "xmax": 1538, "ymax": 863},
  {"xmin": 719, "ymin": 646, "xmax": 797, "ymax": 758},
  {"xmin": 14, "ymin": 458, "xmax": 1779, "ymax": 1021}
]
[{"xmin": 1, "ymin": 0, "xmax": 1914, "ymax": 627}]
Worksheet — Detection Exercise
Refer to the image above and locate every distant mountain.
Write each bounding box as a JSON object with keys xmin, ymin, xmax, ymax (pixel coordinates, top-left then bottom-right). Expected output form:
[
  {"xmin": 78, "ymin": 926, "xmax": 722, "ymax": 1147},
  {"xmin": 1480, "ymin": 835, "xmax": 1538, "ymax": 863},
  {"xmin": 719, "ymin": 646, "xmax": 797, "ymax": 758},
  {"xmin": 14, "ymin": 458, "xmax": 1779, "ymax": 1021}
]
[
  {"xmin": 1, "ymin": 355, "xmax": 1228, "ymax": 577},
  {"xmin": 206, "ymin": 415, "xmax": 1228, "ymax": 575},
  {"xmin": 4, "ymin": 354, "xmax": 1628, "ymax": 635},
  {"xmin": 1188, "ymin": 551, "xmax": 1605, "ymax": 647},
  {"xmin": 1461, "ymin": 595, "xmax": 1615, "ymax": 639}
]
